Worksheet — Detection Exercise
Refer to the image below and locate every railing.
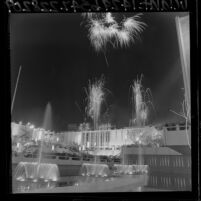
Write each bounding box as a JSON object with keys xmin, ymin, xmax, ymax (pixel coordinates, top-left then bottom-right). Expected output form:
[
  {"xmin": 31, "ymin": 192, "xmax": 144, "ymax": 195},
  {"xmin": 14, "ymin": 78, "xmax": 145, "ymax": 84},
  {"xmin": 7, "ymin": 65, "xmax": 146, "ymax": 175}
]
[
  {"xmin": 58, "ymin": 156, "xmax": 69, "ymax": 160},
  {"xmin": 13, "ymin": 152, "xmax": 95, "ymax": 162},
  {"xmin": 114, "ymin": 159, "xmax": 121, "ymax": 163},
  {"xmin": 82, "ymin": 158, "xmax": 91, "ymax": 161},
  {"xmin": 165, "ymin": 124, "xmax": 190, "ymax": 132},
  {"xmin": 71, "ymin": 157, "xmax": 81, "ymax": 161},
  {"xmin": 100, "ymin": 159, "xmax": 107, "ymax": 163},
  {"xmin": 13, "ymin": 152, "xmax": 122, "ymax": 164},
  {"xmin": 43, "ymin": 155, "xmax": 57, "ymax": 159}
]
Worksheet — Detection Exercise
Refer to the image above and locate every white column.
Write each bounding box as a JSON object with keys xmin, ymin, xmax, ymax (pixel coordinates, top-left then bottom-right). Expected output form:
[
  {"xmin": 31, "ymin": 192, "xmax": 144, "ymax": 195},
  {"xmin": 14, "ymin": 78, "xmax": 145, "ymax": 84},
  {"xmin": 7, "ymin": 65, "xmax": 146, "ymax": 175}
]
[{"xmin": 175, "ymin": 15, "xmax": 190, "ymax": 120}]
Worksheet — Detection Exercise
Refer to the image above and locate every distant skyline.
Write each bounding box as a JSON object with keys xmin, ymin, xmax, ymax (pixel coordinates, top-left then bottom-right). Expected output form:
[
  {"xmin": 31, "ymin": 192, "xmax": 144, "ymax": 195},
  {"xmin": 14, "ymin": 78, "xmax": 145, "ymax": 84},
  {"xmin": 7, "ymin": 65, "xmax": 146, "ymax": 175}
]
[{"xmin": 10, "ymin": 12, "xmax": 188, "ymax": 131}]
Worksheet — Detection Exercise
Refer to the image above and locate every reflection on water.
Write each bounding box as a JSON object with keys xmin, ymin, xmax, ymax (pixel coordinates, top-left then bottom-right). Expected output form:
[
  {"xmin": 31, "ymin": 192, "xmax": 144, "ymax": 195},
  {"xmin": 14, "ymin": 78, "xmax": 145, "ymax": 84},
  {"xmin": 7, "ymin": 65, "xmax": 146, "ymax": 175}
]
[
  {"xmin": 58, "ymin": 175, "xmax": 114, "ymax": 186},
  {"xmin": 147, "ymin": 172, "xmax": 191, "ymax": 191},
  {"xmin": 13, "ymin": 172, "xmax": 191, "ymax": 193},
  {"xmin": 13, "ymin": 179, "xmax": 57, "ymax": 193}
]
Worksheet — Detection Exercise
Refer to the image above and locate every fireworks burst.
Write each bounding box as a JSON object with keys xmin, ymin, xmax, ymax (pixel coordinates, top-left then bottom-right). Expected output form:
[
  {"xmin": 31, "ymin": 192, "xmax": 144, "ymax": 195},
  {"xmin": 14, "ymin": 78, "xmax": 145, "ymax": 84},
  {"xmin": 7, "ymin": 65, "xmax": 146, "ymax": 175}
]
[
  {"xmin": 85, "ymin": 77, "xmax": 105, "ymax": 130},
  {"xmin": 104, "ymin": 12, "xmax": 116, "ymax": 24},
  {"xmin": 123, "ymin": 14, "xmax": 145, "ymax": 33},
  {"xmin": 83, "ymin": 12, "xmax": 146, "ymax": 52}
]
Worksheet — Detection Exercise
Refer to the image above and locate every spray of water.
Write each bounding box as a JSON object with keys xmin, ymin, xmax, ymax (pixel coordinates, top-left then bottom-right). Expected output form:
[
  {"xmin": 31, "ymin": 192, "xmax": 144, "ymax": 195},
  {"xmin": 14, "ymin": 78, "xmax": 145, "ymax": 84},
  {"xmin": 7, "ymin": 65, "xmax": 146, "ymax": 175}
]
[
  {"xmin": 36, "ymin": 103, "xmax": 52, "ymax": 179},
  {"xmin": 130, "ymin": 75, "xmax": 155, "ymax": 127},
  {"xmin": 85, "ymin": 76, "xmax": 105, "ymax": 130},
  {"xmin": 129, "ymin": 75, "xmax": 155, "ymax": 165}
]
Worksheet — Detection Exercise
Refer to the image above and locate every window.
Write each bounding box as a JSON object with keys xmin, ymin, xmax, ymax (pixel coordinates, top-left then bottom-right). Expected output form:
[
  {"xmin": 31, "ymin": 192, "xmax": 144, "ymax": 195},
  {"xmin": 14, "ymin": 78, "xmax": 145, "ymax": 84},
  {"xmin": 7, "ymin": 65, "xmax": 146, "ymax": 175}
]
[
  {"xmin": 175, "ymin": 157, "xmax": 177, "ymax": 167},
  {"xmin": 91, "ymin": 133, "xmax": 94, "ymax": 146},
  {"xmin": 86, "ymin": 133, "xmax": 89, "ymax": 141},
  {"xmin": 169, "ymin": 177, "xmax": 171, "ymax": 185},
  {"xmin": 167, "ymin": 127, "xmax": 176, "ymax": 131},
  {"xmin": 177, "ymin": 178, "xmax": 180, "ymax": 188},
  {"xmin": 82, "ymin": 133, "xmax": 86, "ymax": 144},
  {"xmin": 183, "ymin": 178, "xmax": 186, "ymax": 186},
  {"xmin": 181, "ymin": 157, "xmax": 184, "ymax": 167},
  {"xmin": 179, "ymin": 157, "xmax": 181, "ymax": 167},
  {"xmin": 181, "ymin": 178, "xmax": 183, "ymax": 188},
  {"xmin": 106, "ymin": 131, "xmax": 110, "ymax": 143},
  {"xmin": 165, "ymin": 177, "xmax": 168, "ymax": 186},
  {"xmin": 100, "ymin": 132, "xmax": 102, "ymax": 146}
]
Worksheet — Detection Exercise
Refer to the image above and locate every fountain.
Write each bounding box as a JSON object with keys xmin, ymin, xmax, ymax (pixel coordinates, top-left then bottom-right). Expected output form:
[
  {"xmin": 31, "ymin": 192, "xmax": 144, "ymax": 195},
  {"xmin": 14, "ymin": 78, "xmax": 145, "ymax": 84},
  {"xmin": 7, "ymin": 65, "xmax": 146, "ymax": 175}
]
[
  {"xmin": 81, "ymin": 77, "xmax": 107, "ymax": 176},
  {"xmin": 14, "ymin": 103, "xmax": 60, "ymax": 185},
  {"xmin": 15, "ymin": 162, "xmax": 59, "ymax": 182},
  {"xmin": 131, "ymin": 75, "xmax": 149, "ymax": 165},
  {"xmin": 113, "ymin": 164, "xmax": 148, "ymax": 176},
  {"xmin": 80, "ymin": 163, "xmax": 109, "ymax": 177},
  {"xmin": 81, "ymin": 76, "xmax": 150, "ymax": 177},
  {"xmin": 85, "ymin": 77, "xmax": 105, "ymax": 131},
  {"xmin": 113, "ymin": 76, "xmax": 151, "ymax": 175}
]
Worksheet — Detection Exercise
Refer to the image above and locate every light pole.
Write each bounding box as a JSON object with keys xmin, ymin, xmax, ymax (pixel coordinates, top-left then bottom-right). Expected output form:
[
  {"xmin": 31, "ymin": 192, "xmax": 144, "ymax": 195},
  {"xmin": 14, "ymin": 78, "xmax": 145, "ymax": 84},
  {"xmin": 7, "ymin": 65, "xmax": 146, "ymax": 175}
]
[{"xmin": 11, "ymin": 66, "xmax": 22, "ymax": 114}]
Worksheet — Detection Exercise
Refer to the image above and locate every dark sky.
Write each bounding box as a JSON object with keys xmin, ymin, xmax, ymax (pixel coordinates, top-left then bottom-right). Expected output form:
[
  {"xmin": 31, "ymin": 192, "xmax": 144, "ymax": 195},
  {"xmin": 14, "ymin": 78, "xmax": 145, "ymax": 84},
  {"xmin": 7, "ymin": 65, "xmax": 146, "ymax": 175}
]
[{"xmin": 10, "ymin": 12, "xmax": 188, "ymax": 131}]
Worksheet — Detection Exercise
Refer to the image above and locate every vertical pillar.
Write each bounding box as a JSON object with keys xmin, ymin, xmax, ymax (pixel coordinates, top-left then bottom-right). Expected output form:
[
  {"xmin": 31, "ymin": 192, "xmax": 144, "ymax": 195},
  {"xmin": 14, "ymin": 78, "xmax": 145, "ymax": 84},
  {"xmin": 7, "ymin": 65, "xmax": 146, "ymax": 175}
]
[
  {"xmin": 175, "ymin": 15, "xmax": 190, "ymax": 120},
  {"xmin": 89, "ymin": 132, "xmax": 91, "ymax": 148},
  {"xmin": 99, "ymin": 132, "xmax": 100, "ymax": 148},
  {"xmin": 103, "ymin": 131, "xmax": 105, "ymax": 149}
]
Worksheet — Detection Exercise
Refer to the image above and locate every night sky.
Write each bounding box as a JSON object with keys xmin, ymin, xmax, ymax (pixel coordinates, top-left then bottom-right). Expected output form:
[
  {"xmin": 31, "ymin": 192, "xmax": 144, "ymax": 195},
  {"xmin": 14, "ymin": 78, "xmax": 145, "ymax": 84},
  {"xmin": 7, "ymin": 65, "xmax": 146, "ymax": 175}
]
[{"xmin": 10, "ymin": 12, "xmax": 188, "ymax": 131}]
